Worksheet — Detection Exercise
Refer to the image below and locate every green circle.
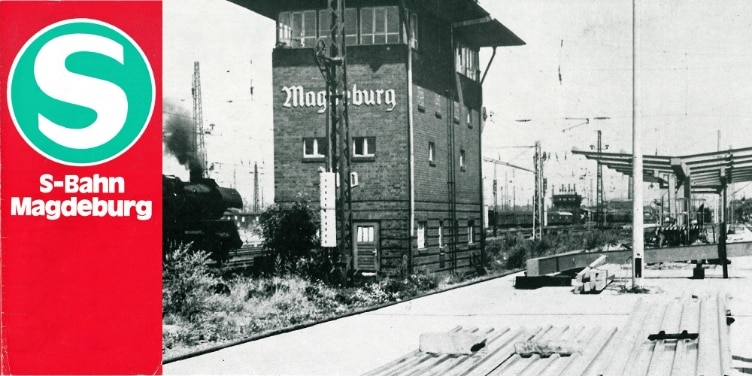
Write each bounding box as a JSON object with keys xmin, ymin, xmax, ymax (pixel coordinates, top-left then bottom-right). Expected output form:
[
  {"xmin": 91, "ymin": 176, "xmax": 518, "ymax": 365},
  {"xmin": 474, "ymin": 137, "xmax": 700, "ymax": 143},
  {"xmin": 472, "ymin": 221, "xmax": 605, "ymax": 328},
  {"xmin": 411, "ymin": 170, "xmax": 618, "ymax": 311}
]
[{"xmin": 7, "ymin": 18, "xmax": 155, "ymax": 166}]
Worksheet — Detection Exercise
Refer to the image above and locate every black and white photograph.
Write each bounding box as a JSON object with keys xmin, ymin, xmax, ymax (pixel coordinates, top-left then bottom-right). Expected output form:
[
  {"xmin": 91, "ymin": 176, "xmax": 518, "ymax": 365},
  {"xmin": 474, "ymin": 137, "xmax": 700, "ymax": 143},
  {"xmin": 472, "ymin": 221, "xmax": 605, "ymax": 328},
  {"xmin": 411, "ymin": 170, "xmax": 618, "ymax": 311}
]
[{"xmin": 161, "ymin": 0, "xmax": 752, "ymax": 374}]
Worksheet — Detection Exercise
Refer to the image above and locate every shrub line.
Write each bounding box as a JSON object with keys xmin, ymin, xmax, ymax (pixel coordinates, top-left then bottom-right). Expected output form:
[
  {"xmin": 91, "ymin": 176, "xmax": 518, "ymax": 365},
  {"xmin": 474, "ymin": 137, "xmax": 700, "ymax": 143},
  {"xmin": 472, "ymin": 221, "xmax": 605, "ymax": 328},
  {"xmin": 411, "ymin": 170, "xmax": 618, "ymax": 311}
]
[{"xmin": 162, "ymin": 268, "xmax": 522, "ymax": 364}]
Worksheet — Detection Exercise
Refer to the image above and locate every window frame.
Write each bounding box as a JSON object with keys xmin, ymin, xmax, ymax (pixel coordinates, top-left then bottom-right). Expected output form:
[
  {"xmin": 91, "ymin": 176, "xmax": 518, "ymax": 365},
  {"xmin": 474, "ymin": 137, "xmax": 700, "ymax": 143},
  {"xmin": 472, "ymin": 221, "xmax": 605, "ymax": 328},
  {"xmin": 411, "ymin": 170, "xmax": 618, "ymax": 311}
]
[
  {"xmin": 428, "ymin": 142, "xmax": 436, "ymax": 166},
  {"xmin": 417, "ymin": 221, "xmax": 426, "ymax": 249},
  {"xmin": 416, "ymin": 86, "xmax": 425, "ymax": 112},
  {"xmin": 303, "ymin": 137, "xmax": 327, "ymax": 159},
  {"xmin": 438, "ymin": 221, "xmax": 443, "ymax": 248},
  {"xmin": 353, "ymin": 136, "xmax": 376, "ymax": 159},
  {"xmin": 434, "ymin": 93, "xmax": 443, "ymax": 118},
  {"xmin": 455, "ymin": 44, "xmax": 480, "ymax": 81},
  {"xmin": 360, "ymin": 6, "xmax": 400, "ymax": 45},
  {"xmin": 459, "ymin": 149, "xmax": 466, "ymax": 171},
  {"xmin": 409, "ymin": 11, "xmax": 419, "ymax": 49},
  {"xmin": 318, "ymin": 8, "xmax": 358, "ymax": 46},
  {"xmin": 467, "ymin": 220, "xmax": 475, "ymax": 245},
  {"xmin": 278, "ymin": 10, "xmax": 317, "ymax": 48}
]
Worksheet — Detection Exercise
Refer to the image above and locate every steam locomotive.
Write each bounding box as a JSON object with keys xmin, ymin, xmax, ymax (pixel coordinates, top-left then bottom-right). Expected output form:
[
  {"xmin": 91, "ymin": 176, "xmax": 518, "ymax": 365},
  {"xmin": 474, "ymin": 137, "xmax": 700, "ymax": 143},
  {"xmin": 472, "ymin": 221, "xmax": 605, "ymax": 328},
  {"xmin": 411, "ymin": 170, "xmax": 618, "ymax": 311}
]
[{"xmin": 163, "ymin": 175, "xmax": 243, "ymax": 262}]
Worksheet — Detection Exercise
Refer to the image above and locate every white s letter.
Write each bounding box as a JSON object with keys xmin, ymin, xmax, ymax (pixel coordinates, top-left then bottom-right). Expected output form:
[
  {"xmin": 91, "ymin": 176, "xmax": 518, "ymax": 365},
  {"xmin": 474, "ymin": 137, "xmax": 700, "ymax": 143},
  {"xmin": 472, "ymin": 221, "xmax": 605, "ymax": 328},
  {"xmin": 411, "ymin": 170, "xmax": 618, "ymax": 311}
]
[{"xmin": 34, "ymin": 33, "xmax": 128, "ymax": 149}]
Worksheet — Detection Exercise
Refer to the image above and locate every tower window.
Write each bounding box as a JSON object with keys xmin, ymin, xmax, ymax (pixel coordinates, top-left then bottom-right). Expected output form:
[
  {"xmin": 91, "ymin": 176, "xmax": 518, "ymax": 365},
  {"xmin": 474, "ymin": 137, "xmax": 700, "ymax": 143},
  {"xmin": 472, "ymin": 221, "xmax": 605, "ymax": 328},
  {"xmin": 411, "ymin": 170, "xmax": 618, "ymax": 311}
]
[
  {"xmin": 278, "ymin": 10, "xmax": 317, "ymax": 48},
  {"xmin": 319, "ymin": 8, "xmax": 358, "ymax": 46},
  {"xmin": 456, "ymin": 44, "xmax": 480, "ymax": 81},
  {"xmin": 360, "ymin": 7, "xmax": 399, "ymax": 45}
]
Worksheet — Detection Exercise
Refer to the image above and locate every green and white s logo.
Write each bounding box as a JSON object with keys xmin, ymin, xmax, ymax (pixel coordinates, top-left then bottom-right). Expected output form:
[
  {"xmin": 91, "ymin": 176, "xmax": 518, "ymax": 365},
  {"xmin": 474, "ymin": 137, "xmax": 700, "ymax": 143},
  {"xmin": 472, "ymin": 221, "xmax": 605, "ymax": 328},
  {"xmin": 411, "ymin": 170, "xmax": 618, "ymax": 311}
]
[{"xmin": 8, "ymin": 18, "xmax": 155, "ymax": 166}]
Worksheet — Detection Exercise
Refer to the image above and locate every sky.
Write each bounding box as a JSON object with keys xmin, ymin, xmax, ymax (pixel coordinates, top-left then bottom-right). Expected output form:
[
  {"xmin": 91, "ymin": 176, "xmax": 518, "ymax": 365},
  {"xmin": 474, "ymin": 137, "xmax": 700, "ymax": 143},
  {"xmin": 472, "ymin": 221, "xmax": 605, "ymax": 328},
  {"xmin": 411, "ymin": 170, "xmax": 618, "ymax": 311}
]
[{"xmin": 163, "ymin": 0, "xmax": 752, "ymax": 210}]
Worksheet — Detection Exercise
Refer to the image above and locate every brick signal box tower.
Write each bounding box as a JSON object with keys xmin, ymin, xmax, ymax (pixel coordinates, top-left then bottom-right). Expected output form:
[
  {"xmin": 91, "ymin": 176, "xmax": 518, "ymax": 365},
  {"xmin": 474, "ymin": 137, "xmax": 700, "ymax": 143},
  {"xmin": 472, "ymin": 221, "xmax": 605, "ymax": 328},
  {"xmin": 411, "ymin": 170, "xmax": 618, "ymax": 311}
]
[{"xmin": 232, "ymin": 0, "xmax": 524, "ymax": 275}]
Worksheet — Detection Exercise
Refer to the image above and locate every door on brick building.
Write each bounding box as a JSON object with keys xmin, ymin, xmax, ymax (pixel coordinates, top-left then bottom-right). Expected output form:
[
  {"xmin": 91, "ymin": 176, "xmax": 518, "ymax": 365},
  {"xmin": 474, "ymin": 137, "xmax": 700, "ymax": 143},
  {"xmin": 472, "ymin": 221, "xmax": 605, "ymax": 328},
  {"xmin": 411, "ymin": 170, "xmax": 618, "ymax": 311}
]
[{"xmin": 353, "ymin": 222, "xmax": 379, "ymax": 271}]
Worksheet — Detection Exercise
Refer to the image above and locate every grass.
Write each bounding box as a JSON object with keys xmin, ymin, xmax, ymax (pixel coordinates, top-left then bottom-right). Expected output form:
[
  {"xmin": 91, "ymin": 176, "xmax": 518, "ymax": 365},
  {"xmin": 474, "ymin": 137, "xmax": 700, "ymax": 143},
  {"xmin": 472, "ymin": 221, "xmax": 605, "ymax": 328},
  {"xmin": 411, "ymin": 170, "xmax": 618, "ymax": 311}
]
[
  {"xmin": 161, "ymin": 270, "xmax": 442, "ymax": 359},
  {"xmin": 163, "ymin": 228, "xmax": 628, "ymax": 359}
]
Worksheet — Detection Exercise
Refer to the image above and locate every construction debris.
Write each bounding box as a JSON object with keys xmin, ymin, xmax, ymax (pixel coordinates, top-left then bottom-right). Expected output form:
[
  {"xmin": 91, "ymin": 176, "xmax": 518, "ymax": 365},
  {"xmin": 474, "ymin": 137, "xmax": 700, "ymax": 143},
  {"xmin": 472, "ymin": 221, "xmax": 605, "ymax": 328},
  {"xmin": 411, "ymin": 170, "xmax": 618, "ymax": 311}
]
[
  {"xmin": 419, "ymin": 331, "xmax": 487, "ymax": 355},
  {"xmin": 572, "ymin": 255, "xmax": 614, "ymax": 294},
  {"xmin": 514, "ymin": 340, "xmax": 580, "ymax": 358},
  {"xmin": 514, "ymin": 274, "xmax": 572, "ymax": 289}
]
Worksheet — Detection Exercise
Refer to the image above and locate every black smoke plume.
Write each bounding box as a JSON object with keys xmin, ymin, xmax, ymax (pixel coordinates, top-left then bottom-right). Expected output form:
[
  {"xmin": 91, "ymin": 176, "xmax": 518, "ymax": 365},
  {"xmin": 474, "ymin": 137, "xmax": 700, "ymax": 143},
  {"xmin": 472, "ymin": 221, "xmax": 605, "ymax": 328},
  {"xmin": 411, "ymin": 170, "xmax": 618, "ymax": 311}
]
[{"xmin": 163, "ymin": 100, "xmax": 203, "ymax": 181}]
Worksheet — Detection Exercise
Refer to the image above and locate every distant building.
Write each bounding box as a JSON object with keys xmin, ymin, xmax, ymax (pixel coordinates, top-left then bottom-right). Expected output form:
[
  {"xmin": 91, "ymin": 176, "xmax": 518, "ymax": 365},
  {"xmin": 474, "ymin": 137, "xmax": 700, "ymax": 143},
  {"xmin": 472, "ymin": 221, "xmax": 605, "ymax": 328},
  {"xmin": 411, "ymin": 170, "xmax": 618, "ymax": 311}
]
[
  {"xmin": 233, "ymin": 0, "xmax": 524, "ymax": 275},
  {"xmin": 552, "ymin": 191, "xmax": 583, "ymax": 223},
  {"xmin": 222, "ymin": 212, "xmax": 261, "ymax": 229}
]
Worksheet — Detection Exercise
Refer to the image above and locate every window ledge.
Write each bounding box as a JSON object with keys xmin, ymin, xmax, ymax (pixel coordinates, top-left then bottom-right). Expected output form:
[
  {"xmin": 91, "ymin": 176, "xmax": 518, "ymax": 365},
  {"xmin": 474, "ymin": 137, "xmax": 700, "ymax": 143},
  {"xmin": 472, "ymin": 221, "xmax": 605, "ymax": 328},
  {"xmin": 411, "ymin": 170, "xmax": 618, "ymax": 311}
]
[
  {"xmin": 302, "ymin": 156, "xmax": 326, "ymax": 163},
  {"xmin": 353, "ymin": 155, "xmax": 376, "ymax": 162}
]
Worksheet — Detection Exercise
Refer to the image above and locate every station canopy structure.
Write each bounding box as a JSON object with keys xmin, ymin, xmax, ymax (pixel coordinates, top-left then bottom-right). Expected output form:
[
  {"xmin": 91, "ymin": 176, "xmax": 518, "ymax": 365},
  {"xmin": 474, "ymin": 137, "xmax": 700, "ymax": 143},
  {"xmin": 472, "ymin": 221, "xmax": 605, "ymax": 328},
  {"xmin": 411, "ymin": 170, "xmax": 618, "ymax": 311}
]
[{"xmin": 572, "ymin": 146, "xmax": 752, "ymax": 194}]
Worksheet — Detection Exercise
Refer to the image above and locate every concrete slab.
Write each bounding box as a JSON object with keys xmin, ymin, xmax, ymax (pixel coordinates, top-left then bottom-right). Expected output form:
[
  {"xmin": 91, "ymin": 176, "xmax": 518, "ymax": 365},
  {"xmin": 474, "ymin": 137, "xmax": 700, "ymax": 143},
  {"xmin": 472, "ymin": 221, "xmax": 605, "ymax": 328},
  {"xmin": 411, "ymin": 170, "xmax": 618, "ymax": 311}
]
[{"xmin": 164, "ymin": 256, "xmax": 752, "ymax": 375}]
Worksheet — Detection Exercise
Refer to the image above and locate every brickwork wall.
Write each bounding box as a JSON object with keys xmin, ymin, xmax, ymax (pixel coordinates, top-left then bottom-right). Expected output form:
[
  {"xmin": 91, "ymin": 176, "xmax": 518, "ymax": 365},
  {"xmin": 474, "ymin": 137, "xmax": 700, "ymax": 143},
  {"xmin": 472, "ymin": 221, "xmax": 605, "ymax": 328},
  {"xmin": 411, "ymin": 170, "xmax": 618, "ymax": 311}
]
[
  {"xmin": 408, "ymin": 7, "xmax": 485, "ymax": 274},
  {"xmin": 272, "ymin": 46, "xmax": 411, "ymax": 274},
  {"xmin": 271, "ymin": 5, "xmax": 489, "ymax": 276},
  {"xmin": 411, "ymin": 82, "xmax": 483, "ymax": 274}
]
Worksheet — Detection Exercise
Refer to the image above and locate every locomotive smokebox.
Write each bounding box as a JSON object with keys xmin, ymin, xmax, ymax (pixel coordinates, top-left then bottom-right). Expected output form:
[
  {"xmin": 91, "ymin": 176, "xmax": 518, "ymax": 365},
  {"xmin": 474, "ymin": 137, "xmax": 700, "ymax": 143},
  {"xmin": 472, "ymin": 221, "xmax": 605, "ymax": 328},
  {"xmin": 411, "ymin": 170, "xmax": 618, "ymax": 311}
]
[
  {"xmin": 180, "ymin": 178, "xmax": 242, "ymax": 220},
  {"xmin": 163, "ymin": 175, "xmax": 244, "ymax": 260}
]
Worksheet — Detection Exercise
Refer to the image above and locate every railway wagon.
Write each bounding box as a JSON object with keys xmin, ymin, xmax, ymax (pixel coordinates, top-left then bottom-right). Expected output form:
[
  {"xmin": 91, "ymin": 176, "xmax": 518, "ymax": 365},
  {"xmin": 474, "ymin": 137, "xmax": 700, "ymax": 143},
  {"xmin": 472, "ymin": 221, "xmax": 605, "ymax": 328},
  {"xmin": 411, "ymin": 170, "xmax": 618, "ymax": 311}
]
[{"xmin": 490, "ymin": 210, "xmax": 574, "ymax": 228}]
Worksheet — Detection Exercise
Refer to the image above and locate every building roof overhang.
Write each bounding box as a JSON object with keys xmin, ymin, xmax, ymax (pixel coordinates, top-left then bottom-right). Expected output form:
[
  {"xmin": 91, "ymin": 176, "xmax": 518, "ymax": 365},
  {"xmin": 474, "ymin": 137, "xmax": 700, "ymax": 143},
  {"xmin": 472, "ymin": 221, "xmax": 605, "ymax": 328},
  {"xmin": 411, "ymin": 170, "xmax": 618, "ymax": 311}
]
[
  {"xmin": 572, "ymin": 146, "xmax": 752, "ymax": 193},
  {"xmin": 226, "ymin": 0, "xmax": 526, "ymax": 49},
  {"xmin": 227, "ymin": 0, "xmax": 277, "ymax": 20},
  {"xmin": 452, "ymin": 17, "xmax": 525, "ymax": 48},
  {"xmin": 227, "ymin": 0, "xmax": 490, "ymax": 21}
]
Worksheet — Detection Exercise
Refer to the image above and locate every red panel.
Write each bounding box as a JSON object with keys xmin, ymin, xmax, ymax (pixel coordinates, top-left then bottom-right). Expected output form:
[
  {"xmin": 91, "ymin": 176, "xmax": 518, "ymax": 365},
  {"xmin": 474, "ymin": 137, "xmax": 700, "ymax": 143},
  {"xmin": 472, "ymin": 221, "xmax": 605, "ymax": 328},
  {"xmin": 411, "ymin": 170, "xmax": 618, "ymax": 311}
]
[{"xmin": 1, "ymin": 1, "xmax": 163, "ymax": 374}]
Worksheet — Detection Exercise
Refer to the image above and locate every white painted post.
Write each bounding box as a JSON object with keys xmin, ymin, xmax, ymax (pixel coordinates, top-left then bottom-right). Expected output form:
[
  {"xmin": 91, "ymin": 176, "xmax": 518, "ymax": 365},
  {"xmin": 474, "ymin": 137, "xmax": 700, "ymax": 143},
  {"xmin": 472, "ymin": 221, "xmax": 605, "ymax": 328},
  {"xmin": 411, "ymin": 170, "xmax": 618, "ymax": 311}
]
[{"xmin": 632, "ymin": 0, "xmax": 644, "ymax": 288}]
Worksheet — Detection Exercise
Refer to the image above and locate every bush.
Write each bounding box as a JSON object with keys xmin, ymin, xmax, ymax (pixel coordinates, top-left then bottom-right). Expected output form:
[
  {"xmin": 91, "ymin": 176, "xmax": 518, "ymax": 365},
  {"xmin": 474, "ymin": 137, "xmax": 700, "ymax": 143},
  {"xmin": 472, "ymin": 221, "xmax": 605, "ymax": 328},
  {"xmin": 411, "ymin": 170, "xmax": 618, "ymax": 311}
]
[
  {"xmin": 488, "ymin": 229, "xmax": 626, "ymax": 270},
  {"xmin": 295, "ymin": 247, "xmax": 343, "ymax": 285},
  {"xmin": 259, "ymin": 195, "xmax": 319, "ymax": 275},
  {"xmin": 505, "ymin": 242, "xmax": 528, "ymax": 269},
  {"xmin": 163, "ymin": 244, "xmax": 220, "ymax": 321}
]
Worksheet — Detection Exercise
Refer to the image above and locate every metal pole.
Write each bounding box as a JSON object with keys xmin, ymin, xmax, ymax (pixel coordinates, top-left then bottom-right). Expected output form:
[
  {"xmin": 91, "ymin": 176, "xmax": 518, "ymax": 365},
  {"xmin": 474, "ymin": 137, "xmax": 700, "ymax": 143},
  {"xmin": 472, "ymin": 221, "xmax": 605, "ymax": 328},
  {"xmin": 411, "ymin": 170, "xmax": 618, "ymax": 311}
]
[
  {"xmin": 399, "ymin": 0, "xmax": 415, "ymax": 274},
  {"xmin": 505, "ymin": 171, "xmax": 508, "ymax": 212},
  {"xmin": 537, "ymin": 142, "xmax": 544, "ymax": 239},
  {"xmin": 721, "ymin": 182, "xmax": 729, "ymax": 278},
  {"xmin": 493, "ymin": 170, "xmax": 498, "ymax": 237},
  {"xmin": 532, "ymin": 143, "xmax": 537, "ymax": 238},
  {"xmin": 597, "ymin": 130, "xmax": 604, "ymax": 229},
  {"xmin": 660, "ymin": 195, "xmax": 664, "ymax": 225},
  {"xmin": 631, "ymin": 0, "xmax": 644, "ymax": 289}
]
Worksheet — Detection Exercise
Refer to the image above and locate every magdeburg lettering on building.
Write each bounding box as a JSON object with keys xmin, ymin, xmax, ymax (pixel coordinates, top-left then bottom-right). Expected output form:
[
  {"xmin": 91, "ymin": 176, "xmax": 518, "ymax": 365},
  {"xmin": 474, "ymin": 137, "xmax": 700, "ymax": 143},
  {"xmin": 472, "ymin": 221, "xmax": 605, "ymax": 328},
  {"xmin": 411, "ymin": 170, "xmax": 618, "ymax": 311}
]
[{"xmin": 282, "ymin": 84, "xmax": 396, "ymax": 113}]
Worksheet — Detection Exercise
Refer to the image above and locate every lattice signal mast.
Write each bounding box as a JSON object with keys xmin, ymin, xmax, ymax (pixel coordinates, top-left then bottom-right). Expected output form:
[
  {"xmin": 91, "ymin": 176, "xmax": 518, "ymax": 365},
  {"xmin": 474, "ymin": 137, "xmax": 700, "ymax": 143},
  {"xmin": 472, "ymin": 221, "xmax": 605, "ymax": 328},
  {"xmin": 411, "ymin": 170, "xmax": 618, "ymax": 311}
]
[
  {"xmin": 192, "ymin": 61, "xmax": 208, "ymax": 179},
  {"xmin": 315, "ymin": 0, "xmax": 353, "ymax": 260}
]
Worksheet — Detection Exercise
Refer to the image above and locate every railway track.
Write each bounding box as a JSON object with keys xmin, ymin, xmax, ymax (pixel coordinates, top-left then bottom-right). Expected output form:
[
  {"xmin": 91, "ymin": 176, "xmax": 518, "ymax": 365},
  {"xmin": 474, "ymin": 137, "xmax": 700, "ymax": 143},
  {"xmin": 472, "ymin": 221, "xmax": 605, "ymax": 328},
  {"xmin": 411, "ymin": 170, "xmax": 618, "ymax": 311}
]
[{"xmin": 221, "ymin": 244, "xmax": 266, "ymax": 270}]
